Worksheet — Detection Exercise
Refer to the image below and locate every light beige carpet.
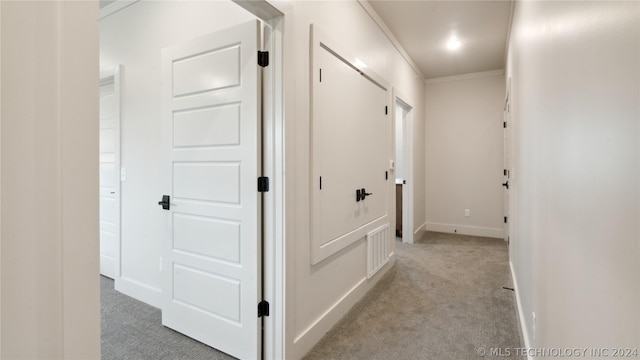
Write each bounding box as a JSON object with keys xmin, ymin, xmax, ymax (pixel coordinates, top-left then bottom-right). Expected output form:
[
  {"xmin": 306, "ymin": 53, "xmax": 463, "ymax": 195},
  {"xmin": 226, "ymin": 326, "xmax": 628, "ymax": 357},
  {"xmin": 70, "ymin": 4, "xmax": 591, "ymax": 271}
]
[{"xmin": 303, "ymin": 231, "xmax": 522, "ymax": 360}]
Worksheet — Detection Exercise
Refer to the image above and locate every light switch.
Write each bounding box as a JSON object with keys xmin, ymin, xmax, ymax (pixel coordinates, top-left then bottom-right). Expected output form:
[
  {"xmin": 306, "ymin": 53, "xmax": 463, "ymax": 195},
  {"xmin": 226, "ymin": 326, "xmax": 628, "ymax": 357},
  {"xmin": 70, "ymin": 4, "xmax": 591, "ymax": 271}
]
[{"xmin": 465, "ymin": 209, "xmax": 470, "ymax": 217}]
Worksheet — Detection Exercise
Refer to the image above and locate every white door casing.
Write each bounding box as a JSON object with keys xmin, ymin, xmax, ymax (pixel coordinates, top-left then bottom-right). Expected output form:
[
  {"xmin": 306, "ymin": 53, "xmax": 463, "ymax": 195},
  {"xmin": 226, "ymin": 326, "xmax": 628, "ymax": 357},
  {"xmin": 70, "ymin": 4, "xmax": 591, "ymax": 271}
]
[
  {"xmin": 160, "ymin": 20, "xmax": 262, "ymax": 360},
  {"xmin": 395, "ymin": 97, "xmax": 414, "ymax": 244},
  {"xmin": 503, "ymin": 83, "xmax": 511, "ymax": 244},
  {"xmin": 99, "ymin": 66, "xmax": 121, "ymax": 279}
]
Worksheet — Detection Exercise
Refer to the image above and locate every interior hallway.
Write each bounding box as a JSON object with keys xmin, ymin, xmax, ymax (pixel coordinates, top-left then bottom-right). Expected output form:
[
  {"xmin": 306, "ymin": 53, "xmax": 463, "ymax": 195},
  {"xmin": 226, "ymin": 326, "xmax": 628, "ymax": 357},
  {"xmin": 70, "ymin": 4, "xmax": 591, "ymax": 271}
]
[
  {"xmin": 102, "ymin": 231, "xmax": 521, "ymax": 359},
  {"xmin": 304, "ymin": 232, "xmax": 521, "ymax": 360}
]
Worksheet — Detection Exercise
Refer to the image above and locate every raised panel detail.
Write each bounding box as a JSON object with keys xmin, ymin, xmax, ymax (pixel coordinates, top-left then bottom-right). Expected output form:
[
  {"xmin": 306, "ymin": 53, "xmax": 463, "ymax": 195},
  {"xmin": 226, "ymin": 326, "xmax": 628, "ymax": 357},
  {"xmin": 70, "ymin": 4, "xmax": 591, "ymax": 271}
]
[
  {"xmin": 100, "ymin": 231, "xmax": 116, "ymax": 257},
  {"xmin": 310, "ymin": 26, "xmax": 391, "ymax": 264},
  {"xmin": 100, "ymin": 92, "xmax": 115, "ymax": 119},
  {"xmin": 100, "ymin": 128, "xmax": 116, "ymax": 153},
  {"xmin": 173, "ymin": 214, "xmax": 240, "ymax": 263},
  {"xmin": 99, "ymin": 198, "xmax": 116, "ymax": 223},
  {"xmin": 173, "ymin": 163, "xmax": 240, "ymax": 203},
  {"xmin": 100, "ymin": 163, "xmax": 117, "ymax": 188},
  {"xmin": 173, "ymin": 264, "xmax": 241, "ymax": 323},
  {"xmin": 172, "ymin": 45, "xmax": 240, "ymax": 97},
  {"xmin": 173, "ymin": 104, "xmax": 240, "ymax": 147}
]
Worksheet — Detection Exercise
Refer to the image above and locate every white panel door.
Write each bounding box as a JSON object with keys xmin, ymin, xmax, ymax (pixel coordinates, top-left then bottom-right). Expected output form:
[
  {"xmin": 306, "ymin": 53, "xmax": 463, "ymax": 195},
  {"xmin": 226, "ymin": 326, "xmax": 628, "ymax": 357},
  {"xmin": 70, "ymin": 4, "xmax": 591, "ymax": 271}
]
[
  {"xmin": 161, "ymin": 20, "xmax": 262, "ymax": 360},
  {"xmin": 99, "ymin": 76, "xmax": 119, "ymax": 279}
]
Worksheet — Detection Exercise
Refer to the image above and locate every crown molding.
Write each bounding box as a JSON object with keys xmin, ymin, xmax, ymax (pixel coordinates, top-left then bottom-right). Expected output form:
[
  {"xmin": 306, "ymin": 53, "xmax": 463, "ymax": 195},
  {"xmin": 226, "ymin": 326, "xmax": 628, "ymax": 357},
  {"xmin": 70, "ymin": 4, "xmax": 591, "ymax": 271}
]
[
  {"xmin": 425, "ymin": 69, "xmax": 505, "ymax": 85},
  {"xmin": 357, "ymin": 0, "xmax": 424, "ymax": 79}
]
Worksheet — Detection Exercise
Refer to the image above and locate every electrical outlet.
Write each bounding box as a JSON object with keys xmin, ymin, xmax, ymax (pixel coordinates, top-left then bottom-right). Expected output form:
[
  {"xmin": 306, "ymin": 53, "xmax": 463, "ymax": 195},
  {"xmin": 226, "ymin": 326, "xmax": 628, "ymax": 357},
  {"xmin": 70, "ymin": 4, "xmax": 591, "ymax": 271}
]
[{"xmin": 465, "ymin": 209, "xmax": 470, "ymax": 217}]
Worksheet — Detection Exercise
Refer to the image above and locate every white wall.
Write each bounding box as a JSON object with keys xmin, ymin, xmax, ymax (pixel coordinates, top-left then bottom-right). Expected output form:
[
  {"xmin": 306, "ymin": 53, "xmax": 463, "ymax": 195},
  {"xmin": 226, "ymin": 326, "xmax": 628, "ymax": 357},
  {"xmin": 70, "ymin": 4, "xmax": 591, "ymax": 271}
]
[
  {"xmin": 506, "ymin": 0, "xmax": 639, "ymax": 350},
  {"xmin": 279, "ymin": 1, "xmax": 425, "ymax": 358},
  {"xmin": 425, "ymin": 73, "xmax": 505, "ymax": 238},
  {"xmin": 99, "ymin": 1, "xmax": 255, "ymax": 306},
  {"xmin": 0, "ymin": 1, "xmax": 100, "ymax": 357}
]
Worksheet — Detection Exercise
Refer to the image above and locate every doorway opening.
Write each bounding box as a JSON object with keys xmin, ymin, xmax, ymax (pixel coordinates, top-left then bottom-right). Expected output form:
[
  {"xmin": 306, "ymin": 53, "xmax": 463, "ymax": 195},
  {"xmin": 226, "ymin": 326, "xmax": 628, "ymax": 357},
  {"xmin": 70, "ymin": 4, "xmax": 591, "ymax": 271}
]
[
  {"xmin": 394, "ymin": 96, "xmax": 414, "ymax": 244},
  {"xmin": 97, "ymin": 1, "xmax": 284, "ymax": 359}
]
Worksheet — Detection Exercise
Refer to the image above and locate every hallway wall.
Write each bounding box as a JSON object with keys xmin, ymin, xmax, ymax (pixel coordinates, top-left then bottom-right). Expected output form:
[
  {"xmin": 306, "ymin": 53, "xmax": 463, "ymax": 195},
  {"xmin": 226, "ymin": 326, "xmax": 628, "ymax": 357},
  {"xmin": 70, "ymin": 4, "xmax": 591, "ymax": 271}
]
[
  {"xmin": 425, "ymin": 72, "xmax": 505, "ymax": 238},
  {"xmin": 279, "ymin": 1, "xmax": 425, "ymax": 358},
  {"xmin": 506, "ymin": 0, "xmax": 639, "ymax": 349}
]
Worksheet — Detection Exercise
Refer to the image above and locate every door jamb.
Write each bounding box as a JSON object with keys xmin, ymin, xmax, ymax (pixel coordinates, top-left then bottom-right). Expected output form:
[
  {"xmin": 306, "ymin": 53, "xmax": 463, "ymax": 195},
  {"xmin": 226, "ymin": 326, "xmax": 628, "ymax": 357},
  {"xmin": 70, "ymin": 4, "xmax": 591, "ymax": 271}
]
[
  {"xmin": 504, "ymin": 78, "xmax": 512, "ymax": 248},
  {"xmin": 393, "ymin": 92, "xmax": 414, "ymax": 244},
  {"xmin": 260, "ymin": 15, "xmax": 285, "ymax": 360},
  {"xmin": 232, "ymin": 1, "xmax": 285, "ymax": 359}
]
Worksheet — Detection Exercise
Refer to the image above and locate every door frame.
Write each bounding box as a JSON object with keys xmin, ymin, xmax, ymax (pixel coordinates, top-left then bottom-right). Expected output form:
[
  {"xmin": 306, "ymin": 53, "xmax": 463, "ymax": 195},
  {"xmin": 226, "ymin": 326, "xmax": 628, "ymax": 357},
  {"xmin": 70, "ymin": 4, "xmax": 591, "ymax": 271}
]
[
  {"xmin": 99, "ymin": 64, "xmax": 122, "ymax": 280},
  {"xmin": 504, "ymin": 78, "xmax": 512, "ymax": 249},
  {"xmin": 232, "ymin": 2, "xmax": 285, "ymax": 358},
  {"xmin": 393, "ymin": 92, "xmax": 415, "ymax": 244},
  {"xmin": 259, "ymin": 15, "xmax": 285, "ymax": 360}
]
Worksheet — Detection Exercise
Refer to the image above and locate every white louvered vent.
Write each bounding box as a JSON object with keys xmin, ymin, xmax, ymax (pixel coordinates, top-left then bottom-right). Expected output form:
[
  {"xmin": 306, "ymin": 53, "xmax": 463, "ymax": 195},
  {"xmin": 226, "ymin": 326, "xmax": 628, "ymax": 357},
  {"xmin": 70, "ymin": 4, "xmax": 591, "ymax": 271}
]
[{"xmin": 367, "ymin": 224, "xmax": 391, "ymax": 278}]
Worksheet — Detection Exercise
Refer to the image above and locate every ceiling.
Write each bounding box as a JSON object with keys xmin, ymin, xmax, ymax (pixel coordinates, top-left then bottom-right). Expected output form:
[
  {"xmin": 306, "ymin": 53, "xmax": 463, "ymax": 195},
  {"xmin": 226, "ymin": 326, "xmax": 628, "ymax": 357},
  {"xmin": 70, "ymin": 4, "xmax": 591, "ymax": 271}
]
[
  {"xmin": 368, "ymin": 0, "xmax": 513, "ymax": 79},
  {"xmin": 99, "ymin": 0, "xmax": 512, "ymax": 80}
]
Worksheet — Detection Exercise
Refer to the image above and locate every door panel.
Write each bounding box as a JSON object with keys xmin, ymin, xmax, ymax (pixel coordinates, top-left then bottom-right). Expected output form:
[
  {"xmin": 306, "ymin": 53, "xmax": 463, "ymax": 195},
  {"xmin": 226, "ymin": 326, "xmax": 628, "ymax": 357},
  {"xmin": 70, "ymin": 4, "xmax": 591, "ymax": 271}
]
[
  {"xmin": 173, "ymin": 162, "xmax": 241, "ymax": 203},
  {"xmin": 172, "ymin": 45, "xmax": 241, "ymax": 97},
  {"xmin": 173, "ymin": 104, "xmax": 241, "ymax": 147},
  {"xmin": 173, "ymin": 264, "xmax": 241, "ymax": 322},
  {"xmin": 161, "ymin": 20, "xmax": 261, "ymax": 360},
  {"xmin": 173, "ymin": 214, "xmax": 241, "ymax": 262}
]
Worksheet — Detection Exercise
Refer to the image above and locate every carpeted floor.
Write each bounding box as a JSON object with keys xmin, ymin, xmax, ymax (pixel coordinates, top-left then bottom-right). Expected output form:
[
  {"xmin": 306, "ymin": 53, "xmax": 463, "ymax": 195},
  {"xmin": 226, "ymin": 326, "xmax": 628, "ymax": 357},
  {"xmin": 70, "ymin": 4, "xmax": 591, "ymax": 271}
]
[
  {"xmin": 102, "ymin": 231, "xmax": 521, "ymax": 360},
  {"xmin": 101, "ymin": 276, "xmax": 234, "ymax": 360},
  {"xmin": 303, "ymin": 231, "xmax": 522, "ymax": 360}
]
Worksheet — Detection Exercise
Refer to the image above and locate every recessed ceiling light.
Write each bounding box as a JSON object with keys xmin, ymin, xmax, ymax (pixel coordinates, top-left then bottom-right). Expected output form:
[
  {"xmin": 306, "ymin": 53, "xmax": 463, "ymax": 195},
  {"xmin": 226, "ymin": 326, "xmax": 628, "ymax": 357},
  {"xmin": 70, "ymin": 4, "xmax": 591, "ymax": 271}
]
[
  {"xmin": 447, "ymin": 38, "xmax": 462, "ymax": 51},
  {"xmin": 353, "ymin": 58, "xmax": 368, "ymax": 69}
]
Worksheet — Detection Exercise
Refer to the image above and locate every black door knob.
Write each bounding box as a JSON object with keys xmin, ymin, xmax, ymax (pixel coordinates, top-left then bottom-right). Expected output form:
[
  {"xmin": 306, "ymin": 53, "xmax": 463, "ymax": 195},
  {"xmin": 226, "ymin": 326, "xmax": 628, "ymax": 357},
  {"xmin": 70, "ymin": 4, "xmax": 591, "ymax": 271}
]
[
  {"xmin": 158, "ymin": 195, "xmax": 170, "ymax": 210},
  {"xmin": 361, "ymin": 188, "xmax": 373, "ymax": 199}
]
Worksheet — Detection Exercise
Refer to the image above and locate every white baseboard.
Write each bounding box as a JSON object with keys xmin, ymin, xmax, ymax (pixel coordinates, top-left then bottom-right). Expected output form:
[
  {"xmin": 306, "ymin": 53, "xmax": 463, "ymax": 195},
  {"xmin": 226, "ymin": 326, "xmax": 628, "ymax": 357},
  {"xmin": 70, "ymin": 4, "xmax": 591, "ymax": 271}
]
[
  {"xmin": 115, "ymin": 276, "xmax": 162, "ymax": 309},
  {"xmin": 292, "ymin": 257, "xmax": 395, "ymax": 359},
  {"xmin": 414, "ymin": 222, "xmax": 426, "ymax": 240},
  {"xmin": 425, "ymin": 222, "xmax": 504, "ymax": 239},
  {"xmin": 510, "ymin": 261, "xmax": 533, "ymax": 360}
]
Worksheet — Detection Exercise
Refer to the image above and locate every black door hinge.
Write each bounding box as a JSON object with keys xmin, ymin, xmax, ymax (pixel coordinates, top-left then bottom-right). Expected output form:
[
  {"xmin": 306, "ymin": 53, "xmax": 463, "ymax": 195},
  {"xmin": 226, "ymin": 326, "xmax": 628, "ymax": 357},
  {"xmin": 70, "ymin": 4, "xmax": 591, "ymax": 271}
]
[
  {"xmin": 258, "ymin": 51, "xmax": 269, "ymax": 67},
  {"xmin": 258, "ymin": 177, "xmax": 269, "ymax": 192},
  {"xmin": 258, "ymin": 300, "xmax": 270, "ymax": 317},
  {"xmin": 385, "ymin": 106, "xmax": 388, "ymax": 115},
  {"xmin": 503, "ymin": 122, "xmax": 507, "ymax": 128},
  {"xmin": 385, "ymin": 171, "xmax": 388, "ymax": 180},
  {"xmin": 504, "ymin": 216, "xmax": 508, "ymax": 223}
]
